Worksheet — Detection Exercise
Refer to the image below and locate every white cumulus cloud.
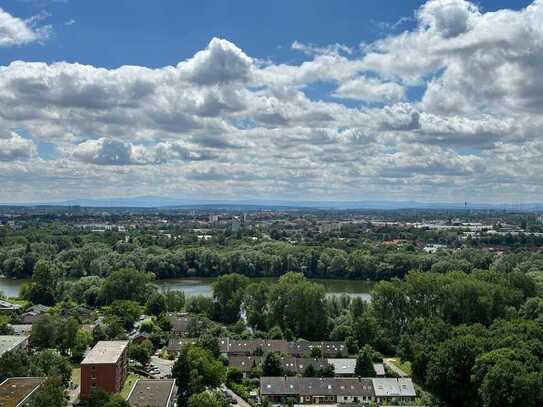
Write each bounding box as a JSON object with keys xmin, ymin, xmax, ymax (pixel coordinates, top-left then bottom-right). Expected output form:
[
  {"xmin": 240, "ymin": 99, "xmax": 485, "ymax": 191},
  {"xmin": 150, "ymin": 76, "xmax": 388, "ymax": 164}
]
[{"xmin": 0, "ymin": 7, "xmax": 51, "ymax": 47}]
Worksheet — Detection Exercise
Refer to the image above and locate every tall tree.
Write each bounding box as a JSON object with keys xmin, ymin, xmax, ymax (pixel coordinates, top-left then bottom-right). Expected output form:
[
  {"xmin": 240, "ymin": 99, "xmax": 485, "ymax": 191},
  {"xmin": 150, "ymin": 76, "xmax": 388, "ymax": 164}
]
[
  {"xmin": 171, "ymin": 345, "xmax": 225, "ymax": 405},
  {"xmin": 268, "ymin": 273, "xmax": 329, "ymax": 340},
  {"xmin": 212, "ymin": 273, "xmax": 249, "ymax": 324},
  {"xmin": 28, "ymin": 377, "xmax": 67, "ymax": 407},
  {"xmin": 244, "ymin": 282, "xmax": 269, "ymax": 331},
  {"xmin": 355, "ymin": 345, "xmax": 375, "ymax": 377},
  {"xmin": 426, "ymin": 335, "xmax": 485, "ymax": 407},
  {"xmin": 99, "ymin": 268, "xmax": 153, "ymax": 304},
  {"xmin": 31, "ymin": 314, "xmax": 59, "ymax": 350},
  {"xmin": 262, "ymin": 352, "xmax": 283, "ymax": 376}
]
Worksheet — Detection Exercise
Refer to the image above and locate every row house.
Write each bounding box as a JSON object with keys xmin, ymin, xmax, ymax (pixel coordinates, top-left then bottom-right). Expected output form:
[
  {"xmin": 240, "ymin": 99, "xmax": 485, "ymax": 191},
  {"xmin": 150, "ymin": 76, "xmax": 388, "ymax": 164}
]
[
  {"xmin": 260, "ymin": 376, "xmax": 416, "ymax": 405},
  {"xmin": 229, "ymin": 356, "xmax": 330, "ymax": 377}
]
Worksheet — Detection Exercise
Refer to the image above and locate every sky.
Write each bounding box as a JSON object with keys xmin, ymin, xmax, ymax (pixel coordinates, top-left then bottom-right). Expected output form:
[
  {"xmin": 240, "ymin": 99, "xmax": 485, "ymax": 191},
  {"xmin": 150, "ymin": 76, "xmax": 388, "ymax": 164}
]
[{"xmin": 0, "ymin": 0, "xmax": 542, "ymax": 204}]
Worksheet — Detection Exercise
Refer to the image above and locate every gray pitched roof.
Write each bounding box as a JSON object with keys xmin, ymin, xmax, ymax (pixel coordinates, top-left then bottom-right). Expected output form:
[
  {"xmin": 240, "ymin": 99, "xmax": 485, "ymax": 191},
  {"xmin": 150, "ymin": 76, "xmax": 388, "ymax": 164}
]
[
  {"xmin": 218, "ymin": 338, "xmax": 347, "ymax": 356},
  {"xmin": 373, "ymin": 363, "xmax": 386, "ymax": 376},
  {"xmin": 166, "ymin": 312, "xmax": 192, "ymax": 334},
  {"xmin": 0, "ymin": 299, "xmax": 21, "ymax": 311},
  {"xmin": 372, "ymin": 378, "xmax": 416, "ymax": 397},
  {"xmin": 260, "ymin": 377, "xmax": 374, "ymax": 397},
  {"xmin": 288, "ymin": 341, "xmax": 347, "ymax": 356},
  {"xmin": 167, "ymin": 337, "xmax": 198, "ymax": 353},
  {"xmin": 229, "ymin": 356, "xmax": 329, "ymax": 374},
  {"xmin": 327, "ymin": 358, "xmax": 356, "ymax": 375}
]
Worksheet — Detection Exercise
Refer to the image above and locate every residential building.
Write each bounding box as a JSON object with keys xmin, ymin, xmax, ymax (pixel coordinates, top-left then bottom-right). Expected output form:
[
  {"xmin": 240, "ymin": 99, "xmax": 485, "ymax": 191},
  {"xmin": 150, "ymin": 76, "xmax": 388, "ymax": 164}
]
[
  {"xmin": 288, "ymin": 341, "xmax": 347, "ymax": 357},
  {"xmin": 231, "ymin": 339, "xmax": 289, "ymax": 355},
  {"xmin": 217, "ymin": 338, "xmax": 347, "ymax": 357},
  {"xmin": 126, "ymin": 379, "xmax": 177, "ymax": 407},
  {"xmin": 0, "ymin": 299, "xmax": 21, "ymax": 312},
  {"xmin": 422, "ymin": 244, "xmax": 447, "ymax": 254},
  {"xmin": 260, "ymin": 377, "xmax": 374, "ymax": 405},
  {"xmin": 218, "ymin": 338, "xmax": 289, "ymax": 356},
  {"xmin": 8, "ymin": 325, "xmax": 32, "ymax": 337},
  {"xmin": 80, "ymin": 341, "xmax": 129, "ymax": 399},
  {"xmin": 0, "ymin": 335, "xmax": 29, "ymax": 358},
  {"xmin": 167, "ymin": 337, "xmax": 198, "ymax": 357},
  {"xmin": 0, "ymin": 377, "xmax": 45, "ymax": 407},
  {"xmin": 372, "ymin": 363, "xmax": 386, "ymax": 377},
  {"xmin": 231, "ymin": 217, "xmax": 241, "ymax": 232},
  {"xmin": 128, "ymin": 331, "xmax": 152, "ymax": 344},
  {"xmin": 372, "ymin": 377, "xmax": 416, "ymax": 404},
  {"xmin": 318, "ymin": 222, "xmax": 343, "ymax": 233},
  {"xmin": 327, "ymin": 359, "xmax": 356, "ymax": 376},
  {"xmin": 260, "ymin": 377, "xmax": 416, "ymax": 405},
  {"xmin": 20, "ymin": 305, "xmax": 50, "ymax": 324},
  {"xmin": 229, "ymin": 356, "xmax": 330, "ymax": 377},
  {"xmin": 228, "ymin": 355, "xmax": 262, "ymax": 375},
  {"xmin": 166, "ymin": 312, "xmax": 193, "ymax": 336}
]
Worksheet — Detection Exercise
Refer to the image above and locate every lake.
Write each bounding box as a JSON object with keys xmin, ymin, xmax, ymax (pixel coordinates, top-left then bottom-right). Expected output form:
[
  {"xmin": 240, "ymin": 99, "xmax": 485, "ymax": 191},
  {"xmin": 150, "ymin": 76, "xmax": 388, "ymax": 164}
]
[{"xmin": 0, "ymin": 276, "xmax": 374, "ymax": 301}]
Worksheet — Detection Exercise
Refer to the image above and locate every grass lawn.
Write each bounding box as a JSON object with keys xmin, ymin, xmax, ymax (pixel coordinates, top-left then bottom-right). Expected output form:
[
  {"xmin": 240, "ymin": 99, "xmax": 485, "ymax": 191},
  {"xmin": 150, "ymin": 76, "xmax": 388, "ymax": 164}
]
[
  {"xmin": 390, "ymin": 358, "xmax": 413, "ymax": 376},
  {"xmin": 120, "ymin": 373, "xmax": 143, "ymax": 399}
]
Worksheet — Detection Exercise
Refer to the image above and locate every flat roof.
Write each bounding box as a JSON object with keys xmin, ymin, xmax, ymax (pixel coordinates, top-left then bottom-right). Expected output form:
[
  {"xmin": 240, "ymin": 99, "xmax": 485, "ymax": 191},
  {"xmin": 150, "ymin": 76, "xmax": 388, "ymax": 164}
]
[
  {"xmin": 127, "ymin": 379, "xmax": 176, "ymax": 407},
  {"xmin": 0, "ymin": 336, "xmax": 28, "ymax": 357},
  {"xmin": 81, "ymin": 341, "xmax": 129, "ymax": 364},
  {"xmin": 0, "ymin": 377, "xmax": 45, "ymax": 407}
]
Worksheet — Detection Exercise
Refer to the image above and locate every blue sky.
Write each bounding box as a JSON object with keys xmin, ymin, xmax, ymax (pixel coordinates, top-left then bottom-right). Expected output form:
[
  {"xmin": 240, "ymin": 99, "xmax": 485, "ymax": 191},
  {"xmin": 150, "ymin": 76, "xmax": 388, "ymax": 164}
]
[
  {"xmin": 0, "ymin": 0, "xmax": 542, "ymax": 203},
  {"xmin": 1, "ymin": 0, "xmax": 531, "ymax": 68}
]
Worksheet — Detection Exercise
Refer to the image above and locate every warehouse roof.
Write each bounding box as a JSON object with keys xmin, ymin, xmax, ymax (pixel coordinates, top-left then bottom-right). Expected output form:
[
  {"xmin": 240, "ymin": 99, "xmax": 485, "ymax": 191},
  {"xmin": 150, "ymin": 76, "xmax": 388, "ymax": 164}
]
[
  {"xmin": 0, "ymin": 377, "xmax": 45, "ymax": 407},
  {"xmin": 127, "ymin": 379, "xmax": 176, "ymax": 407}
]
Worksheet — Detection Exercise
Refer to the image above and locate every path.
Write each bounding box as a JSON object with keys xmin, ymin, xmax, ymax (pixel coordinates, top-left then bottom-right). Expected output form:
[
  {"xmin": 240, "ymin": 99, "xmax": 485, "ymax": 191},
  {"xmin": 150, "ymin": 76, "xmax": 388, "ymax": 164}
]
[{"xmin": 383, "ymin": 358, "xmax": 408, "ymax": 377}]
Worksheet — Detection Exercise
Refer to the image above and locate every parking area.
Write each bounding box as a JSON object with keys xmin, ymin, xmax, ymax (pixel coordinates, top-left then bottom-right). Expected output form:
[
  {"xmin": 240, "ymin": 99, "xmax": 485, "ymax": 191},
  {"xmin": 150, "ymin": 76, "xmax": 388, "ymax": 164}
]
[{"xmin": 148, "ymin": 355, "xmax": 174, "ymax": 378}]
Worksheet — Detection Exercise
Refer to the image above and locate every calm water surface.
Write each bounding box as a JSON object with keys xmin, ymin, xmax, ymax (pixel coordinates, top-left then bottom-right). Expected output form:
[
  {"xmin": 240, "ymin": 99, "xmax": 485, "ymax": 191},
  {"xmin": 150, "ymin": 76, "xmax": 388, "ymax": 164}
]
[
  {"xmin": 0, "ymin": 276, "xmax": 374, "ymax": 301},
  {"xmin": 0, "ymin": 278, "xmax": 29, "ymax": 298},
  {"xmin": 154, "ymin": 277, "xmax": 374, "ymax": 301}
]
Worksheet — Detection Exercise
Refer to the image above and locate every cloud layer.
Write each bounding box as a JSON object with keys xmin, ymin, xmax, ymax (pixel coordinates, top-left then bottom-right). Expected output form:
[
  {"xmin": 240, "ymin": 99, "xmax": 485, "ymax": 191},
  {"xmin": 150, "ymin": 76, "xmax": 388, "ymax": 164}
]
[{"xmin": 1, "ymin": 0, "xmax": 543, "ymax": 203}]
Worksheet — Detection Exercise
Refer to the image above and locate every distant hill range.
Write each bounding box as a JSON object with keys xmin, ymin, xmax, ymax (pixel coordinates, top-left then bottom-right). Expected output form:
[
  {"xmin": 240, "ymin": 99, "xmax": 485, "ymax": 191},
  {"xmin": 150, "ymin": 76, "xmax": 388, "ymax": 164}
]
[{"xmin": 2, "ymin": 196, "xmax": 543, "ymax": 211}]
